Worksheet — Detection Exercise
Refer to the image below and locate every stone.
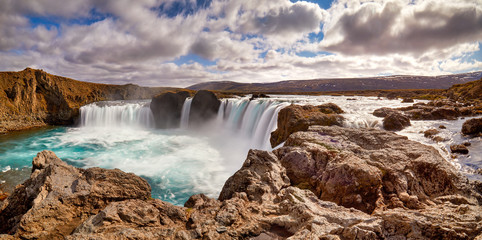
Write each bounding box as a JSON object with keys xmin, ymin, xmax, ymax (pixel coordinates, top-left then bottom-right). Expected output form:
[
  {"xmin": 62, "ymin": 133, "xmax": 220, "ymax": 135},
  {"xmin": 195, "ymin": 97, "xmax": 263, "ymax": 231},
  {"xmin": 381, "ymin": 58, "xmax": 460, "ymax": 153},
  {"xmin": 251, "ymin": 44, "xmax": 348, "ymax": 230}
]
[
  {"xmin": 402, "ymin": 98, "xmax": 414, "ymax": 103},
  {"xmin": 383, "ymin": 112, "xmax": 411, "ymax": 131},
  {"xmin": 0, "ymin": 150, "xmax": 151, "ymax": 239},
  {"xmin": 275, "ymin": 126, "xmax": 474, "ymax": 214},
  {"xmin": 373, "ymin": 107, "xmax": 400, "ymax": 118},
  {"xmin": 270, "ymin": 104, "xmax": 344, "ymax": 147},
  {"xmin": 462, "ymin": 117, "xmax": 482, "ymax": 136},
  {"xmin": 188, "ymin": 90, "xmax": 221, "ymax": 127},
  {"xmin": 424, "ymin": 128, "xmax": 440, "ymax": 138},
  {"xmin": 450, "ymin": 144, "xmax": 469, "ymax": 154},
  {"xmin": 150, "ymin": 91, "xmax": 190, "ymax": 128},
  {"xmin": 218, "ymin": 150, "xmax": 290, "ymax": 203},
  {"xmin": 439, "ymin": 125, "xmax": 447, "ymax": 129}
]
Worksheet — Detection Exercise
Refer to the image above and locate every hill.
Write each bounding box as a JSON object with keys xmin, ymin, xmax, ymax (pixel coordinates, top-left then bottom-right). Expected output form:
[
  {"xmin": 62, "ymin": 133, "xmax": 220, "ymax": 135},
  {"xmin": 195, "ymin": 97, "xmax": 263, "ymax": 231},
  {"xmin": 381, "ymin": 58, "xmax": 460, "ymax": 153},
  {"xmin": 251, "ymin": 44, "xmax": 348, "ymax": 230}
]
[
  {"xmin": 188, "ymin": 72, "xmax": 482, "ymax": 92},
  {"xmin": 0, "ymin": 68, "xmax": 181, "ymax": 133}
]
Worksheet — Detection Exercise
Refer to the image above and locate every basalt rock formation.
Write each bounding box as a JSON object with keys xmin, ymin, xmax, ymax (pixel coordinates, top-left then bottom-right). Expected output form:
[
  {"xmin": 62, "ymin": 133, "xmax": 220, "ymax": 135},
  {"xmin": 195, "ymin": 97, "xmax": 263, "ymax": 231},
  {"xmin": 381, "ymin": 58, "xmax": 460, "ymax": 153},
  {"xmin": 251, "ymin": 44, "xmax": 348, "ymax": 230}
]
[
  {"xmin": 150, "ymin": 91, "xmax": 192, "ymax": 128},
  {"xmin": 0, "ymin": 68, "xmax": 181, "ymax": 133},
  {"xmin": 188, "ymin": 90, "xmax": 221, "ymax": 127},
  {"xmin": 270, "ymin": 104, "xmax": 344, "ymax": 147},
  {"xmin": 1, "ymin": 124, "xmax": 481, "ymax": 239}
]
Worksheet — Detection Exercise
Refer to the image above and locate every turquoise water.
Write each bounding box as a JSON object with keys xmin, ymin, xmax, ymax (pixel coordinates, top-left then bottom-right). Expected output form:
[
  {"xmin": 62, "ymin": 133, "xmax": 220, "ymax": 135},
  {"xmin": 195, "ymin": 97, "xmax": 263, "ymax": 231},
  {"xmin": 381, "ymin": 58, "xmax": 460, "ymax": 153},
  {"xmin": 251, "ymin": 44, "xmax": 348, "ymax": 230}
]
[{"xmin": 0, "ymin": 126, "xmax": 232, "ymax": 205}]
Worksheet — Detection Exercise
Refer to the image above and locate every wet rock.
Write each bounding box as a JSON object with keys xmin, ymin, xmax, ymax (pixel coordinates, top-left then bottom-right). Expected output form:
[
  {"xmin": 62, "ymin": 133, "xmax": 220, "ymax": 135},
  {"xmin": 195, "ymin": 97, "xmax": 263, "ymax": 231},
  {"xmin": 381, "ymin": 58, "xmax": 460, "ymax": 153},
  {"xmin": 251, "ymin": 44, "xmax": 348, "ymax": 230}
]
[
  {"xmin": 249, "ymin": 93, "xmax": 269, "ymax": 100},
  {"xmin": 150, "ymin": 91, "xmax": 190, "ymax": 128},
  {"xmin": 383, "ymin": 112, "xmax": 411, "ymax": 131},
  {"xmin": 463, "ymin": 142, "xmax": 471, "ymax": 146},
  {"xmin": 424, "ymin": 128, "xmax": 440, "ymax": 138},
  {"xmin": 450, "ymin": 144, "xmax": 469, "ymax": 154},
  {"xmin": 270, "ymin": 104, "xmax": 344, "ymax": 147},
  {"xmin": 462, "ymin": 117, "xmax": 482, "ymax": 136},
  {"xmin": 188, "ymin": 90, "xmax": 221, "ymax": 127},
  {"xmin": 0, "ymin": 150, "xmax": 151, "ymax": 239},
  {"xmin": 373, "ymin": 107, "xmax": 400, "ymax": 118},
  {"xmin": 439, "ymin": 125, "xmax": 446, "ymax": 129},
  {"xmin": 402, "ymin": 98, "xmax": 414, "ymax": 103}
]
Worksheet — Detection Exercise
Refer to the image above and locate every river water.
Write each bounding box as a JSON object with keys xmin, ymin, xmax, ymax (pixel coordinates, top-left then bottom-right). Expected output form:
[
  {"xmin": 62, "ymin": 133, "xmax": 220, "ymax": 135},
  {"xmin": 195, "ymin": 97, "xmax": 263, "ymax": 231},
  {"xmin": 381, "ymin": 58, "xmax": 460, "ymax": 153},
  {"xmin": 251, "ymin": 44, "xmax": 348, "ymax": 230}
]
[{"xmin": 0, "ymin": 95, "xmax": 480, "ymax": 205}]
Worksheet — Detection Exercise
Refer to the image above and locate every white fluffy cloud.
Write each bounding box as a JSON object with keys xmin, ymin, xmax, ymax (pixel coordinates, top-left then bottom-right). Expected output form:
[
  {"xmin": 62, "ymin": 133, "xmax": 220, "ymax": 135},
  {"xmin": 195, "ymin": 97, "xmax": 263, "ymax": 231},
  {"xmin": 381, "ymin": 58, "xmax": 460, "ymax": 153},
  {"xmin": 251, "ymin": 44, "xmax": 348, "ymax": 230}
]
[{"xmin": 0, "ymin": 0, "xmax": 480, "ymax": 87}]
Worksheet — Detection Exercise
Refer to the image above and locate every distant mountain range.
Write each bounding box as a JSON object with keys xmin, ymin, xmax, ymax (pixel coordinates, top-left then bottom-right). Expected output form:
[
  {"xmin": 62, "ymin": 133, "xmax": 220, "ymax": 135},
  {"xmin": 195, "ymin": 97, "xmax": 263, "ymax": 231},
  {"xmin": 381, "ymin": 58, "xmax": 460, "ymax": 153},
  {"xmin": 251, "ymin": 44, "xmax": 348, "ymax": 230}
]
[{"xmin": 188, "ymin": 71, "xmax": 482, "ymax": 92}]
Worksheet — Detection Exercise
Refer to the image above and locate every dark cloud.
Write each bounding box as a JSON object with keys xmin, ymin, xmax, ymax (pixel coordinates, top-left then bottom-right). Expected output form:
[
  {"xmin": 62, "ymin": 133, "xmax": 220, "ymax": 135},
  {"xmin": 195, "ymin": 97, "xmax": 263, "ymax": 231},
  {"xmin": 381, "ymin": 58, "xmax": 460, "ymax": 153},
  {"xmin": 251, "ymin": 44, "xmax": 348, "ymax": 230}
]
[{"xmin": 322, "ymin": 1, "xmax": 482, "ymax": 55}]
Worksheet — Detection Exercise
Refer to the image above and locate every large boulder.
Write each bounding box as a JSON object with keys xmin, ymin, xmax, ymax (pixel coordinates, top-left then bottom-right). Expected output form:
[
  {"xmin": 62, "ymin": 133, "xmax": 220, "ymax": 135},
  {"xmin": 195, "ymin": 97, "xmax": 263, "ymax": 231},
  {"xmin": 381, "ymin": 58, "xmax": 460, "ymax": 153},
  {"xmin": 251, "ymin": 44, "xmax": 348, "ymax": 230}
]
[
  {"xmin": 462, "ymin": 117, "xmax": 482, "ymax": 136},
  {"xmin": 150, "ymin": 91, "xmax": 190, "ymax": 128},
  {"xmin": 188, "ymin": 90, "xmax": 221, "ymax": 127},
  {"xmin": 274, "ymin": 126, "xmax": 476, "ymax": 214},
  {"xmin": 0, "ymin": 151, "xmax": 151, "ymax": 239},
  {"xmin": 270, "ymin": 104, "xmax": 344, "ymax": 147},
  {"xmin": 382, "ymin": 112, "xmax": 411, "ymax": 131}
]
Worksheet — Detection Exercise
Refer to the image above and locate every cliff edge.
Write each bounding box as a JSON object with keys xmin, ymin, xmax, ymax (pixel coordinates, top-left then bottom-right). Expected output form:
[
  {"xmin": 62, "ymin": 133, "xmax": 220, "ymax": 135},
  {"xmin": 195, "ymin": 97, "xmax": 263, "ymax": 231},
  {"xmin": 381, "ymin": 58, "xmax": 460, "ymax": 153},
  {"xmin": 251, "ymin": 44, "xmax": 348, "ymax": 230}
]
[{"xmin": 0, "ymin": 68, "xmax": 179, "ymax": 133}]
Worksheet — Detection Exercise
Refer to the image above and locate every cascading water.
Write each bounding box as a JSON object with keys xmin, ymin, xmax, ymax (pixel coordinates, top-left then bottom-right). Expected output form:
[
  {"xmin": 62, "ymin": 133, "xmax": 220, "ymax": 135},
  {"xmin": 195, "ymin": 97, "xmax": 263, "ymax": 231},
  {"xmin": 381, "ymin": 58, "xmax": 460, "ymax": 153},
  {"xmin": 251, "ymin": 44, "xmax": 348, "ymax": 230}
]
[
  {"xmin": 79, "ymin": 100, "xmax": 154, "ymax": 128},
  {"xmin": 180, "ymin": 98, "xmax": 192, "ymax": 129}
]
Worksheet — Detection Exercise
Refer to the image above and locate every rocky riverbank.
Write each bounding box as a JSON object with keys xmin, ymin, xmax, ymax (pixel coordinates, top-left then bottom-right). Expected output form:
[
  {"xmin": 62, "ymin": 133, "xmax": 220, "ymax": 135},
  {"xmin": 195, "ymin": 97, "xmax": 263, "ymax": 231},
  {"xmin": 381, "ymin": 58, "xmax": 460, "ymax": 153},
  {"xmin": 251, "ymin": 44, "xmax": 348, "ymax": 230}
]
[
  {"xmin": 0, "ymin": 68, "xmax": 182, "ymax": 133},
  {"xmin": 1, "ymin": 123, "xmax": 481, "ymax": 239}
]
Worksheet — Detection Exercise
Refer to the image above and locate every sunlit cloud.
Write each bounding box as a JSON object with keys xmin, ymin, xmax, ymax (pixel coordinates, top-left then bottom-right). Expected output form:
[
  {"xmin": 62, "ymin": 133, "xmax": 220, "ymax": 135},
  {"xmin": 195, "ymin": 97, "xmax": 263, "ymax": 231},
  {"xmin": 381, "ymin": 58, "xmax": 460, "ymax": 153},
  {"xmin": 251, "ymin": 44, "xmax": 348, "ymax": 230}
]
[{"xmin": 0, "ymin": 0, "xmax": 480, "ymax": 87}]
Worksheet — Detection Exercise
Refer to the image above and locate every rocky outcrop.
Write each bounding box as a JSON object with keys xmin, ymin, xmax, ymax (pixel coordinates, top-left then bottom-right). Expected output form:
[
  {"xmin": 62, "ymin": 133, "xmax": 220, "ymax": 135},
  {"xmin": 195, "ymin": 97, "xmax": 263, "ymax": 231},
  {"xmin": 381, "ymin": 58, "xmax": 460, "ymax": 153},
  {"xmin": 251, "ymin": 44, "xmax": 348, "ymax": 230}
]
[
  {"xmin": 450, "ymin": 144, "xmax": 469, "ymax": 154},
  {"xmin": 0, "ymin": 151, "xmax": 150, "ymax": 239},
  {"xmin": 1, "ymin": 126, "xmax": 481, "ymax": 239},
  {"xmin": 150, "ymin": 91, "xmax": 191, "ymax": 128},
  {"xmin": 0, "ymin": 68, "xmax": 183, "ymax": 133},
  {"xmin": 382, "ymin": 112, "xmax": 411, "ymax": 131},
  {"xmin": 270, "ymin": 104, "xmax": 344, "ymax": 147},
  {"xmin": 462, "ymin": 117, "xmax": 482, "ymax": 136},
  {"xmin": 188, "ymin": 90, "xmax": 221, "ymax": 127}
]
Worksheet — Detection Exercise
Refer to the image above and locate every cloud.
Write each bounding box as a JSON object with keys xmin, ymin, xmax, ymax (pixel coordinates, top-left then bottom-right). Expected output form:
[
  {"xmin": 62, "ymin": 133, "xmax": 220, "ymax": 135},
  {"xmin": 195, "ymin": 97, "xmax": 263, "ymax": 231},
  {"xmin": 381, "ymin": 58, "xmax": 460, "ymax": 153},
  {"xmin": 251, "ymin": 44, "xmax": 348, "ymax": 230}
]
[
  {"xmin": 0, "ymin": 0, "xmax": 480, "ymax": 87},
  {"xmin": 321, "ymin": 0, "xmax": 482, "ymax": 56}
]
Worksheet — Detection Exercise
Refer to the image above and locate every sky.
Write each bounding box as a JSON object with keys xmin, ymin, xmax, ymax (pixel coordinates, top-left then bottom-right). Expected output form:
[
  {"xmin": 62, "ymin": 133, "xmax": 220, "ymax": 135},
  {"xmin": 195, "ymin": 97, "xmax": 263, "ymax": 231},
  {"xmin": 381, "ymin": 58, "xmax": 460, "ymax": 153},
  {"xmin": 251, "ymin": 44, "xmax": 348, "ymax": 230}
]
[{"xmin": 0, "ymin": 0, "xmax": 481, "ymax": 87}]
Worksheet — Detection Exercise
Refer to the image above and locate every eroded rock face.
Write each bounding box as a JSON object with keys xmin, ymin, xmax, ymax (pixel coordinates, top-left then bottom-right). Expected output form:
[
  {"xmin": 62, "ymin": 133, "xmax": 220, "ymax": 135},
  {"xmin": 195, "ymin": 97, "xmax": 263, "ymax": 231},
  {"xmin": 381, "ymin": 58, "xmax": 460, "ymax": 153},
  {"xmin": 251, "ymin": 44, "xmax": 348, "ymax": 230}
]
[
  {"xmin": 0, "ymin": 151, "xmax": 150, "ymax": 239},
  {"xmin": 1, "ymin": 126, "xmax": 482, "ymax": 239},
  {"xmin": 270, "ymin": 104, "xmax": 344, "ymax": 147},
  {"xmin": 462, "ymin": 117, "xmax": 482, "ymax": 136},
  {"xmin": 0, "ymin": 68, "xmax": 167, "ymax": 133},
  {"xmin": 275, "ymin": 126, "xmax": 478, "ymax": 215},
  {"xmin": 150, "ymin": 91, "xmax": 190, "ymax": 128},
  {"xmin": 188, "ymin": 90, "xmax": 221, "ymax": 127}
]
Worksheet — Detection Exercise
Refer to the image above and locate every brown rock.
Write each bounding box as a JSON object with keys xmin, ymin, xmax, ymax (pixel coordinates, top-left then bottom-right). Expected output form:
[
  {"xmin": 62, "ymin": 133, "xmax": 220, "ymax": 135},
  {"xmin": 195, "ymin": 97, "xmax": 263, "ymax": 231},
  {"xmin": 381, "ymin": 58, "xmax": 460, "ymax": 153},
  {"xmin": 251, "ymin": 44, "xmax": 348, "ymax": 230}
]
[
  {"xmin": 0, "ymin": 68, "xmax": 175, "ymax": 133},
  {"xmin": 150, "ymin": 91, "xmax": 190, "ymax": 128},
  {"xmin": 424, "ymin": 128, "xmax": 440, "ymax": 138},
  {"xmin": 462, "ymin": 117, "xmax": 482, "ymax": 136},
  {"xmin": 383, "ymin": 112, "xmax": 411, "ymax": 131},
  {"xmin": 0, "ymin": 150, "xmax": 151, "ymax": 239},
  {"xmin": 373, "ymin": 107, "xmax": 399, "ymax": 118},
  {"xmin": 439, "ymin": 125, "xmax": 446, "ymax": 129},
  {"xmin": 450, "ymin": 144, "xmax": 469, "ymax": 154},
  {"xmin": 402, "ymin": 98, "xmax": 414, "ymax": 103},
  {"xmin": 270, "ymin": 104, "xmax": 344, "ymax": 147},
  {"xmin": 275, "ymin": 126, "xmax": 472, "ymax": 214}
]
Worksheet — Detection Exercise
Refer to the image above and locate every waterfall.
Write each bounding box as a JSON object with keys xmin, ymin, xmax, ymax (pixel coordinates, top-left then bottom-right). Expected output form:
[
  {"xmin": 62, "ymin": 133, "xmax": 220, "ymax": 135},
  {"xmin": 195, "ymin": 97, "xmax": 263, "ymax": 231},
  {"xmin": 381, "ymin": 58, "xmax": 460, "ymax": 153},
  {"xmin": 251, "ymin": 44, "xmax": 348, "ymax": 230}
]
[
  {"xmin": 79, "ymin": 101, "xmax": 154, "ymax": 128},
  {"xmin": 180, "ymin": 98, "xmax": 192, "ymax": 129},
  {"xmin": 213, "ymin": 98, "xmax": 289, "ymax": 150}
]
